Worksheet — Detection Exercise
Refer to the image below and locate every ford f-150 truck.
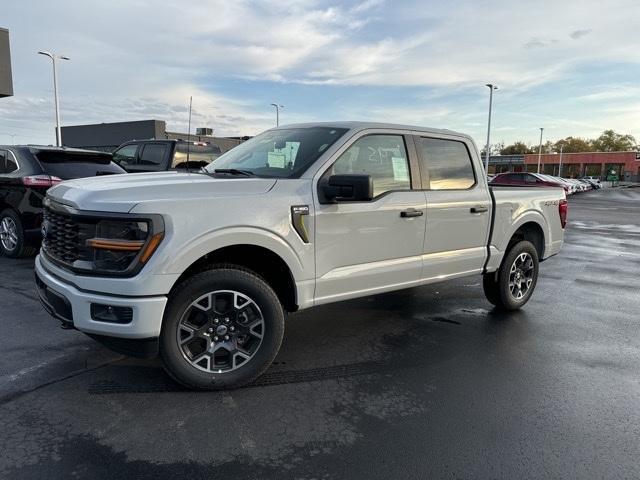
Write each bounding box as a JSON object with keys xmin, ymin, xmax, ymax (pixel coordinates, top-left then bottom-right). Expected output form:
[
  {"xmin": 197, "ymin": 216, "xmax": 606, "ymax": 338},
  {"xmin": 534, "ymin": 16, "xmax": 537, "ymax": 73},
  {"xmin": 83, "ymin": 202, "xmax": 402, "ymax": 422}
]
[{"xmin": 35, "ymin": 122, "xmax": 567, "ymax": 390}]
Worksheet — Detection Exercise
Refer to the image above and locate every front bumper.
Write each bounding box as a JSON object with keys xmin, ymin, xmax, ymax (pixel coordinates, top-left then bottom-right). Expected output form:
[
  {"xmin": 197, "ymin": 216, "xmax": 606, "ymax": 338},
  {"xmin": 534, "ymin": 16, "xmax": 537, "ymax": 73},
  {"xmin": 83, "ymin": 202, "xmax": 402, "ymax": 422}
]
[{"xmin": 34, "ymin": 254, "xmax": 168, "ymax": 340}]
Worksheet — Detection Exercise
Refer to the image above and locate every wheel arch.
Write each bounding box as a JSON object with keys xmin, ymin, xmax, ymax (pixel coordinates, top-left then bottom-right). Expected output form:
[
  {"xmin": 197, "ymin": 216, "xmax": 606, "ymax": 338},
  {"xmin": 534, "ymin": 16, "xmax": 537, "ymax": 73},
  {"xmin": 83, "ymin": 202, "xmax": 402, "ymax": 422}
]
[
  {"xmin": 507, "ymin": 220, "xmax": 546, "ymax": 260},
  {"xmin": 170, "ymin": 243, "xmax": 300, "ymax": 312}
]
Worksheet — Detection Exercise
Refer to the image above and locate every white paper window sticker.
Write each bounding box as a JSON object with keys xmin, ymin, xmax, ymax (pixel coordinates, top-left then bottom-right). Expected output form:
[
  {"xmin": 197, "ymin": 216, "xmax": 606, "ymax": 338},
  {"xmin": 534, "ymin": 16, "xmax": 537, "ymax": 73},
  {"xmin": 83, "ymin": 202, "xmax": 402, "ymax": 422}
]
[
  {"xmin": 391, "ymin": 157, "xmax": 409, "ymax": 181},
  {"xmin": 267, "ymin": 152, "xmax": 286, "ymax": 168}
]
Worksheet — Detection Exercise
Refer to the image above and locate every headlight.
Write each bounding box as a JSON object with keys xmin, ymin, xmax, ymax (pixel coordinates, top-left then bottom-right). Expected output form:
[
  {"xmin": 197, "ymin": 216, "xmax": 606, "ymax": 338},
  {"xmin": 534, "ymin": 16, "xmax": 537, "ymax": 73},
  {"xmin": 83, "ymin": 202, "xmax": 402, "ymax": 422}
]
[
  {"xmin": 42, "ymin": 199, "xmax": 165, "ymax": 276},
  {"xmin": 84, "ymin": 218, "xmax": 164, "ymax": 275}
]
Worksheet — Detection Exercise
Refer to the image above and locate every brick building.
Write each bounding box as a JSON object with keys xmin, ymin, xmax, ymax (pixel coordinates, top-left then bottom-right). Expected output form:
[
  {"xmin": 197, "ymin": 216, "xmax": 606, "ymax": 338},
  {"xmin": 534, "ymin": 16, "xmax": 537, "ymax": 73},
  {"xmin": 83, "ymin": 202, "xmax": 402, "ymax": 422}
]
[{"xmin": 489, "ymin": 151, "xmax": 640, "ymax": 181}]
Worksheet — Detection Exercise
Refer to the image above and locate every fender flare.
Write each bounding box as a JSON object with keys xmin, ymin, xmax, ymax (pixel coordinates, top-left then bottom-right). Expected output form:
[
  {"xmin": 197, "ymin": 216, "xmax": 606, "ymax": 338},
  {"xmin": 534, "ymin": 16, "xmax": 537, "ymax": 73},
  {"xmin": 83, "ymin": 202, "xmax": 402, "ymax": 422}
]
[
  {"xmin": 158, "ymin": 226, "xmax": 306, "ymax": 283},
  {"xmin": 499, "ymin": 210, "xmax": 549, "ymax": 255}
]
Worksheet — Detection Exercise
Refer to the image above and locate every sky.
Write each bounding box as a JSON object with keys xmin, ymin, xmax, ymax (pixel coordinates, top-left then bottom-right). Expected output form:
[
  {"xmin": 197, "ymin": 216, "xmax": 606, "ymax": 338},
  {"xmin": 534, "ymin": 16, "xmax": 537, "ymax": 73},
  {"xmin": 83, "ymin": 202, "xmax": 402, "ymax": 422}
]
[{"xmin": 1, "ymin": 0, "xmax": 639, "ymax": 149}]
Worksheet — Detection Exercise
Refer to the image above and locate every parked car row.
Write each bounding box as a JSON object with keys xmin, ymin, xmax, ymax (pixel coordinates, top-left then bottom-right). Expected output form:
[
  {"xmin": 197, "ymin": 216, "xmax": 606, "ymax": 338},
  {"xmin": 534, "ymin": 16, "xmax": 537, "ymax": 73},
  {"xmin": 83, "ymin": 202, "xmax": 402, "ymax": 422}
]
[
  {"xmin": 0, "ymin": 146, "xmax": 125, "ymax": 257},
  {"xmin": 489, "ymin": 172, "xmax": 601, "ymax": 195},
  {"xmin": 0, "ymin": 139, "xmax": 221, "ymax": 257}
]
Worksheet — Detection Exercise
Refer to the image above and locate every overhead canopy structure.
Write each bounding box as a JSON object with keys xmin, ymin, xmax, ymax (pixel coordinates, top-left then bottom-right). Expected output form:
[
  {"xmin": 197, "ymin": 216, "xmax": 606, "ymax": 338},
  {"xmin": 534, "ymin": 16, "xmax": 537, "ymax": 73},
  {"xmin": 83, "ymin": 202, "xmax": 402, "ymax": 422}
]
[{"xmin": 0, "ymin": 27, "xmax": 13, "ymax": 98}]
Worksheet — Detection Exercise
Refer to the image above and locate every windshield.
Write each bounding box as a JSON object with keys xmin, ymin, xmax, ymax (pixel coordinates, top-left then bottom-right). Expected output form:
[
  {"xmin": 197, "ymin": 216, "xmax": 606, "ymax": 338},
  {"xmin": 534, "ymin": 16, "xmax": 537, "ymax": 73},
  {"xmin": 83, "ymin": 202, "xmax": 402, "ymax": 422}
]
[{"xmin": 204, "ymin": 127, "xmax": 349, "ymax": 178}]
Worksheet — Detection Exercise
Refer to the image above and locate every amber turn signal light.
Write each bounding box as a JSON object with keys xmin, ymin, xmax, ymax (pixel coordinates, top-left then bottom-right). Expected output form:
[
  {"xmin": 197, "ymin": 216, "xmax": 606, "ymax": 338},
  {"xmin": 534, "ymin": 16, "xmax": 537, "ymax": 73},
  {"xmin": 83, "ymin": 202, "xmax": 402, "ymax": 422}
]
[{"xmin": 139, "ymin": 232, "xmax": 164, "ymax": 264}]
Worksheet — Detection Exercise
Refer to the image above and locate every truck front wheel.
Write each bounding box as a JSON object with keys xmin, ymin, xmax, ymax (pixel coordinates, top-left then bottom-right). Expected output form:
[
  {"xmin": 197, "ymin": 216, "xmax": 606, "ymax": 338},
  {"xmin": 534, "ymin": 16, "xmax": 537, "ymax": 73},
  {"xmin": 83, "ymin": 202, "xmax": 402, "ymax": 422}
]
[
  {"xmin": 482, "ymin": 240, "xmax": 539, "ymax": 311},
  {"xmin": 160, "ymin": 267, "xmax": 284, "ymax": 390}
]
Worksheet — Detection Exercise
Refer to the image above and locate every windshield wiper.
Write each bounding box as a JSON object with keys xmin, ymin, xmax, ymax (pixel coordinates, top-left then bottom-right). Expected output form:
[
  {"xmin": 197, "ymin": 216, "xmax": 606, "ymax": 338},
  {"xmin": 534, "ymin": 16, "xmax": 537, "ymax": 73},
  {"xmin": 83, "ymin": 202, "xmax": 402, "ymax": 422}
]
[{"xmin": 212, "ymin": 168, "xmax": 255, "ymax": 177}]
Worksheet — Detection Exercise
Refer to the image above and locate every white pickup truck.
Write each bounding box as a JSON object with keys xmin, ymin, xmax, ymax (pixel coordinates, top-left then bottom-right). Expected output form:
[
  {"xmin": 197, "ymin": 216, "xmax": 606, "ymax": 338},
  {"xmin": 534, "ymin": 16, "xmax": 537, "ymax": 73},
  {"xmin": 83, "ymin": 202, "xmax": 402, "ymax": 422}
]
[{"xmin": 35, "ymin": 122, "xmax": 567, "ymax": 389}]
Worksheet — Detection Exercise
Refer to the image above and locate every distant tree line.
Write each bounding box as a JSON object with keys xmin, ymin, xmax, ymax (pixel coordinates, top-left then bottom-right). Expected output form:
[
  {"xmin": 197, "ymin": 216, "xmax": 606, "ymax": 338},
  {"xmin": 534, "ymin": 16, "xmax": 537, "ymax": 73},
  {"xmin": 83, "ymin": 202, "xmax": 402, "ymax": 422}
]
[{"xmin": 487, "ymin": 130, "xmax": 638, "ymax": 156}]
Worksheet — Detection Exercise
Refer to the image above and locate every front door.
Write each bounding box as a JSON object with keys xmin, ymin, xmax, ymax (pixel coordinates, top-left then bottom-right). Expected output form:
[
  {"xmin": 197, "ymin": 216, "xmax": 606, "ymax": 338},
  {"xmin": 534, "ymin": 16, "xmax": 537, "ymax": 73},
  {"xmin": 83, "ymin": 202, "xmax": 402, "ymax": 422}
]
[{"xmin": 314, "ymin": 133, "xmax": 426, "ymax": 305}]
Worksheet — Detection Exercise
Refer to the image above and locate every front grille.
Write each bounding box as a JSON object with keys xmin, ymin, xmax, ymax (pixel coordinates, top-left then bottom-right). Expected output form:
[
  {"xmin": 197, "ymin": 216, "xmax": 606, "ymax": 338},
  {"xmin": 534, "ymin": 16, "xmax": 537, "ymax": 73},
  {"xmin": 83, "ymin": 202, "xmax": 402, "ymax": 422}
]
[{"xmin": 42, "ymin": 207, "xmax": 81, "ymax": 264}]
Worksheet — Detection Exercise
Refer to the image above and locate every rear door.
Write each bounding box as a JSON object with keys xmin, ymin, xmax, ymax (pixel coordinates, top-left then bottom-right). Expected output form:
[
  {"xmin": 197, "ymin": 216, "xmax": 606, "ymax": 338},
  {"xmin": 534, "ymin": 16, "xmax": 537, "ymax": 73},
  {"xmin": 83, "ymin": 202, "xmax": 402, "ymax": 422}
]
[{"xmin": 413, "ymin": 135, "xmax": 492, "ymax": 280}]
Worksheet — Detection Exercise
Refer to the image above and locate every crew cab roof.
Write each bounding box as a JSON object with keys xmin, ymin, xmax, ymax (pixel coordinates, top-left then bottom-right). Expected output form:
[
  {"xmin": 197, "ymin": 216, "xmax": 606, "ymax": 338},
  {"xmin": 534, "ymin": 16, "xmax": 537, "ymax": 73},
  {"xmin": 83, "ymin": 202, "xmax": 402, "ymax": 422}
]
[{"xmin": 272, "ymin": 121, "xmax": 466, "ymax": 139}]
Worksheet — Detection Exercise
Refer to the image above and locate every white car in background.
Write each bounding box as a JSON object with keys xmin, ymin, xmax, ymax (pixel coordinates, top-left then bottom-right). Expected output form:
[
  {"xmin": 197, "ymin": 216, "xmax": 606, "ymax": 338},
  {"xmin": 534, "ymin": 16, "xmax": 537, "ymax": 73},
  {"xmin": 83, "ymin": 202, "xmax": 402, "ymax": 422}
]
[
  {"xmin": 539, "ymin": 175, "xmax": 576, "ymax": 195},
  {"xmin": 581, "ymin": 176, "xmax": 602, "ymax": 189}
]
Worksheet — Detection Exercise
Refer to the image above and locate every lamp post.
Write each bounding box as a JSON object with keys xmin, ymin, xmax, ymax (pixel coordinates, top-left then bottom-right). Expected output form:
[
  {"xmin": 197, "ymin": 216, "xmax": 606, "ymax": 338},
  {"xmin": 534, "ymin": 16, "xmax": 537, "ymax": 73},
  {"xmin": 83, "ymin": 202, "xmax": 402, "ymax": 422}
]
[
  {"xmin": 483, "ymin": 84, "xmax": 498, "ymax": 172},
  {"xmin": 38, "ymin": 51, "xmax": 70, "ymax": 147},
  {"xmin": 270, "ymin": 103, "xmax": 284, "ymax": 127},
  {"xmin": 558, "ymin": 143, "xmax": 564, "ymax": 177},
  {"xmin": 536, "ymin": 127, "xmax": 544, "ymax": 173}
]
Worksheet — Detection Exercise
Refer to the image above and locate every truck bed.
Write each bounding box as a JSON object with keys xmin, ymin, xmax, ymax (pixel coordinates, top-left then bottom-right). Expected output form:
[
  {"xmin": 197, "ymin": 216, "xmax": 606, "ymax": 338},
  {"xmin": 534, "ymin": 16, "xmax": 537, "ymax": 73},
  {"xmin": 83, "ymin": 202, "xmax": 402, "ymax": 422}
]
[{"xmin": 488, "ymin": 185, "xmax": 566, "ymax": 263}]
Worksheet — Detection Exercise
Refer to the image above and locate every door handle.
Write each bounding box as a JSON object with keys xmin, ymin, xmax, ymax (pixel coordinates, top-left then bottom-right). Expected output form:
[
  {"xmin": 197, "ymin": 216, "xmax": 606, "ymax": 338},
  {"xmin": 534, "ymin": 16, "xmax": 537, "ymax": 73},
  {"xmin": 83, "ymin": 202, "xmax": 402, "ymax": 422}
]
[
  {"xmin": 400, "ymin": 209, "xmax": 424, "ymax": 218},
  {"xmin": 470, "ymin": 205, "xmax": 488, "ymax": 214}
]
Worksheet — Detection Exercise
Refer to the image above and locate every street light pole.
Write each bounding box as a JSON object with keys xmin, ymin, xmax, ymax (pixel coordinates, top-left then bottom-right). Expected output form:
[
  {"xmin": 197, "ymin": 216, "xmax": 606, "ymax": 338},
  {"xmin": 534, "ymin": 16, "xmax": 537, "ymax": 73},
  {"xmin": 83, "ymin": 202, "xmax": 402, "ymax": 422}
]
[
  {"xmin": 558, "ymin": 143, "xmax": 564, "ymax": 177},
  {"xmin": 536, "ymin": 127, "xmax": 544, "ymax": 174},
  {"xmin": 270, "ymin": 103, "xmax": 283, "ymax": 127},
  {"xmin": 484, "ymin": 84, "xmax": 498, "ymax": 173},
  {"xmin": 38, "ymin": 51, "xmax": 70, "ymax": 147}
]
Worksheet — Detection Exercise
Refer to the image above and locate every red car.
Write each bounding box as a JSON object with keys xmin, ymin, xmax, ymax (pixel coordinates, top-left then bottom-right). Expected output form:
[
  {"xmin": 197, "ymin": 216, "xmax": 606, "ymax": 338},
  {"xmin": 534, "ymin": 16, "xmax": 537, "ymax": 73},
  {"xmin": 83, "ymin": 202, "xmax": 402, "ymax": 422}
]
[{"xmin": 490, "ymin": 172, "xmax": 569, "ymax": 194}]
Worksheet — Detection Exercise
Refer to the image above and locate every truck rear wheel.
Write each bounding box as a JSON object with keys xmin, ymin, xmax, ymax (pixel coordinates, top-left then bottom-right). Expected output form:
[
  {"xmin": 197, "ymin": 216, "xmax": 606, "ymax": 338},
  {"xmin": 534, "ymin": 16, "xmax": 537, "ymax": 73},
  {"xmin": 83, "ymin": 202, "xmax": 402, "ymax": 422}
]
[
  {"xmin": 483, "ymin": 240, "xmax": 539, "ymax": 311},
  {"xmin": 160, "ymin": 267, "xmax": 284, "ymax": 390}
]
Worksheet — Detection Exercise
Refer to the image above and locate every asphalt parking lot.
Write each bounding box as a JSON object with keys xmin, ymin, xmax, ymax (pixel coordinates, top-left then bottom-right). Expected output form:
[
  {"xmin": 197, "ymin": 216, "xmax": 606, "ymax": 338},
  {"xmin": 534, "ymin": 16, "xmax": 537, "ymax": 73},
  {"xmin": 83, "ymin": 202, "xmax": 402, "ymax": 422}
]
[{"xmin": 1, "ymin": 187, "xmax": 639, "ymax": 479}]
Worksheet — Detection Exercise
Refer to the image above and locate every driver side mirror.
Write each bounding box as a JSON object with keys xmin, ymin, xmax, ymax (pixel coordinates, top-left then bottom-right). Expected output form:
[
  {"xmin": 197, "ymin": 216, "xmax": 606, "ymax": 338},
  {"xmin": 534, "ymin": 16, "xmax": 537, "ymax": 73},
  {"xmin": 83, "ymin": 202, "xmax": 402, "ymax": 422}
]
[{"xmin": 320, "ymin": 174, "xmax": 374, "ymax": 204}]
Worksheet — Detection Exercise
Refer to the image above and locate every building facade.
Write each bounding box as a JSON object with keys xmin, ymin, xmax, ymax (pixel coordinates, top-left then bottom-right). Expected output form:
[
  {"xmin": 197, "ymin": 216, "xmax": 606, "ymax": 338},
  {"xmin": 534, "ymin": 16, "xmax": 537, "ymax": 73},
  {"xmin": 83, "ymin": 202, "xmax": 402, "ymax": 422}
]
[
  {"xmin": 0, "ymin": 27, "xmax": 13, "ymax": 98},
  {"xmin": 61, "ymin": 119, "xmax": 243, "ymax": 153},
  {"xmin": 489, "ymin": 151, "xmax": 640, "ymax": 181}
]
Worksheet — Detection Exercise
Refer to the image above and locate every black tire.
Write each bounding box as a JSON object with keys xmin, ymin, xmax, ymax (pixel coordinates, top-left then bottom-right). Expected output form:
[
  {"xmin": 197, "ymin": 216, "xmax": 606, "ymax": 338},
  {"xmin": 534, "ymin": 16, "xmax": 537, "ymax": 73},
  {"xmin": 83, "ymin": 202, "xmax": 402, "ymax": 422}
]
[
  {"xmin": 160, "ymin": 266, "xmax": 285, "ymax": 390},
  {"xmin": 482, "ymin": 240, "xmax": 539, "ymax": 311},
  {"xmin": 482, "ymin": 273, "xmax": 501, "ymax": 306},
  {"xmin": 0, "ymin": 209, "xmax": 37, "ymax": 258}
]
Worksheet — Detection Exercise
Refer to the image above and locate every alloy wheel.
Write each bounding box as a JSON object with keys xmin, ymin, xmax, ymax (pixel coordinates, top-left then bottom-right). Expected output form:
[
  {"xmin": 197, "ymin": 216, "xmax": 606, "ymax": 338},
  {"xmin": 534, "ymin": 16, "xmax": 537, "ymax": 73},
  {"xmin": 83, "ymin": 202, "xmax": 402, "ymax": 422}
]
[
  {"xmin": 509, "ymin": 252, "xmax": 534, "ymax": 300},
  {"xmin": 0, "ymin": 217, "xmax": 18, "ymax": 252},
  {"xmin": 176, "ymin": 290, "xmax": 265, "ymax": 374}
]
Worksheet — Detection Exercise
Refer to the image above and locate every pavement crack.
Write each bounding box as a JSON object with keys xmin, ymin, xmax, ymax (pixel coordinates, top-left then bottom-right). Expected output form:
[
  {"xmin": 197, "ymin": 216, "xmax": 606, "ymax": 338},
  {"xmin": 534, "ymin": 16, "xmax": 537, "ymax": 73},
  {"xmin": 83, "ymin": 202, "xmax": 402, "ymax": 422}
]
[
  {"xmin": 0, "ymin": 284, "xmax": 39, "ymax": 302},
  {"xmin": 0, "ymin": 356, "xmax": 124, "ymax": 406}
]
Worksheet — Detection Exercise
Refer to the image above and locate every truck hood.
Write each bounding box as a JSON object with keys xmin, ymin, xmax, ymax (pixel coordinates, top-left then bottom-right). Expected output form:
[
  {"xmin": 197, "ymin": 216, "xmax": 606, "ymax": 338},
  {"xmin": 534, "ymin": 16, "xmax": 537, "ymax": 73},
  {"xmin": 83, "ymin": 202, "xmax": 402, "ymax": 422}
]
[{"xmin": 47, "ymin": 171, "xmax": 277, "ymax": 213}]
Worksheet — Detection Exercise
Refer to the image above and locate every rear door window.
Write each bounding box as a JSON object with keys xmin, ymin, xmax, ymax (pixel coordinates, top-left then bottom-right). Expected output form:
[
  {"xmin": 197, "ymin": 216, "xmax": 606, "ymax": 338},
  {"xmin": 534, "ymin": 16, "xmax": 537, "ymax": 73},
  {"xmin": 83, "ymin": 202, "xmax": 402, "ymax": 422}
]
[
  {"xmin": 525, "ymin": 174, "xmax": 539, "ymax": 184},
  {"xmin": 139, "ymin": 143, "xmax": 169, "ymax": 168},
  {"xmin": 0, "ymin": 149, "xmax": 16, "ymax": 174},
  {"xmin": 416, "ymin": 137, "xmax": 476, "ymax": 190},
  {"xmin": 500, "ymin": 173, "xmax": 523, "ymax": 183}
]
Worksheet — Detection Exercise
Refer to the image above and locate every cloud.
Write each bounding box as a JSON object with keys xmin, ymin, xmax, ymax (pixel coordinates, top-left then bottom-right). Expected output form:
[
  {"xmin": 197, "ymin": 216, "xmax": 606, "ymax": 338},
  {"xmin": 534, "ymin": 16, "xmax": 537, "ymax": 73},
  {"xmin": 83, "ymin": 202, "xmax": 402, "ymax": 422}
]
[
  {"xmin": 523, "ymin": 37, "xmax": 558, "ymax": 49},
  {"xmin": 0, "ymin": 0, "xmax": 639, "ymax": 146},
  {"xmin": 569, "ymin": 28, "xmax": 592, "ymax": 39}
]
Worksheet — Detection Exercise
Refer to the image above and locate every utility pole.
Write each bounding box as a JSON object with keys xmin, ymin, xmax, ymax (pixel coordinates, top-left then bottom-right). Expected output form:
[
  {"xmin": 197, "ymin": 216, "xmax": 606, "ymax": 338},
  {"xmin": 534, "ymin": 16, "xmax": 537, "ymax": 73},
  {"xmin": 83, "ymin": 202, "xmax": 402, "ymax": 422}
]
[
  {"xmin": 536, "ymin": 127, "xmax": 544, "ymax": 174},
  {"xmin": 38, "ymin": 51, "xmax": 70, "ymax": 147},
  {"xmin": 484, "ymin": 84, "xmax": 498, "ymax": 172}
]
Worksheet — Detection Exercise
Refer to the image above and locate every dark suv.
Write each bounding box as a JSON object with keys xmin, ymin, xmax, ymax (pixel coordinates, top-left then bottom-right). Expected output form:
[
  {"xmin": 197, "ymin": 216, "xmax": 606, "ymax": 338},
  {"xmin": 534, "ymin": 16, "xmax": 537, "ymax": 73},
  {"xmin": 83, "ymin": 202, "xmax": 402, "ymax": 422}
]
[
  {"xmin": 0, "ymin": 146, "xmax": 125, "ymax": 257},
  {"xmin": 112, "ymin": 139, "xmax": 222, "ymax": 173}
]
